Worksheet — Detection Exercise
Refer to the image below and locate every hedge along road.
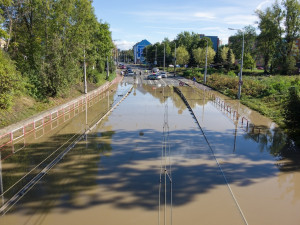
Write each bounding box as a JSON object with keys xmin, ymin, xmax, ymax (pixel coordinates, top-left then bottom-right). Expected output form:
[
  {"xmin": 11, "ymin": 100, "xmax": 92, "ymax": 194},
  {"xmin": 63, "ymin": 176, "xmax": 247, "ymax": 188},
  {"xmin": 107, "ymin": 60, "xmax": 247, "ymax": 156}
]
[{"xmin": 0, "ymin": 79, "xmax": 300, "ymax": 225}]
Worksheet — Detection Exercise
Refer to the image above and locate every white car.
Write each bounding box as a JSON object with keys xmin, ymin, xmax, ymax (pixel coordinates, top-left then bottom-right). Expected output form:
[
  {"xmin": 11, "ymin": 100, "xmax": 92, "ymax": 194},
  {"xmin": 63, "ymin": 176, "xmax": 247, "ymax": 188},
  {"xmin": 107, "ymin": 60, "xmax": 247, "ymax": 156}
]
[{"xmin": 160, "ymin": 71, "xmax": 167, "ymax": 78}]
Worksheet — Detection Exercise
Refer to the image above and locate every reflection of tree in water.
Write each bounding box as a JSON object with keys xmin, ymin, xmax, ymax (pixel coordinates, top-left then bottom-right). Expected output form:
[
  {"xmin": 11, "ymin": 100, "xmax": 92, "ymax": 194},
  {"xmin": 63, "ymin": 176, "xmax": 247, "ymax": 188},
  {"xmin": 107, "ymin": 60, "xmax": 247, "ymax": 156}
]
[
  {"xmin": 243, "ymin": 126, "xmax": 300, "ymax": 174},
  {"xmin": 179, "ymin": 86, "xmax": 210, "ymax": 109}
]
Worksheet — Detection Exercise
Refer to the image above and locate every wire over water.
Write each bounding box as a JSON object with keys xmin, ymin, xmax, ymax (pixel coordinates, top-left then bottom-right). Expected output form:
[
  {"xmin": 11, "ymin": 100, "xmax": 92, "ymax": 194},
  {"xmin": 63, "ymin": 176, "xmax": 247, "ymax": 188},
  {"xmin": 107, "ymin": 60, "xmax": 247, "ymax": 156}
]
[
  {"xmin": 174, "ymin": 86, "xmax": 249, "ymax": 225},
  {"xmin": 159, "ymin": 88, "xmax": 173, "ymax": 225}
]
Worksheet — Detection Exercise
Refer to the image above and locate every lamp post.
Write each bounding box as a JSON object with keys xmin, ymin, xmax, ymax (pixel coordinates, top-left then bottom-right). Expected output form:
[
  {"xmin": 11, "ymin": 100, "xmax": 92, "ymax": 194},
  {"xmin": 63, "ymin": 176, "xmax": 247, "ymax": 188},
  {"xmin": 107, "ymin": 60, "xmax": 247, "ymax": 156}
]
[
  {"xmin": 155, "ymin": 45, "xmax": 157, "ymax": 66},
  {"xmin": 83, "ymin": 48, "xmax": 87, "ymax": 94},
  {"xmin": 228, "ymin": 28, "xmax": 244, "ymax": 99},
  {"xmin": 202, "ymin": 38, "xmax": 208, "ymax": 84},
  {"xmin": 163, "ymin": 43, "xmax": 165, "ymax": 72},
  {"xmin": 174, "ymin": 42, "xmax": 176, "ymax": 76}
]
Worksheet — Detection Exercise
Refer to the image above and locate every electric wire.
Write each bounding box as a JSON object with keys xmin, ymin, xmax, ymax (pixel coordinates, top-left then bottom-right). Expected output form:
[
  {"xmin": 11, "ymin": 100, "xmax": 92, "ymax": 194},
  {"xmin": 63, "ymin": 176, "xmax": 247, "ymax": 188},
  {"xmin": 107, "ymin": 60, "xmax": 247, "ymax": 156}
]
[{"xmin": 174, "ymin": 87, "xmax": 249, "ymax": 225}]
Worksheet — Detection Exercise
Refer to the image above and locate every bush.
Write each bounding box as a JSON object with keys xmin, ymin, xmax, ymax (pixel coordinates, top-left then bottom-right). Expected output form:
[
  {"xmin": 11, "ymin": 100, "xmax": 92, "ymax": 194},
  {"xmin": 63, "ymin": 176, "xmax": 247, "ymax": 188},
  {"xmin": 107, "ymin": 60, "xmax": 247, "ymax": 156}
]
[
  {"xmin": 227, "ymin": 70, "xmax": 236, "ymax": 77},
  {"xmin": 0, "ymin": 50, "xmax": 24, "ymax": 109},
  {"xmin": 284, "ymin": 87, "xmax": 300, "ymax": 145}
]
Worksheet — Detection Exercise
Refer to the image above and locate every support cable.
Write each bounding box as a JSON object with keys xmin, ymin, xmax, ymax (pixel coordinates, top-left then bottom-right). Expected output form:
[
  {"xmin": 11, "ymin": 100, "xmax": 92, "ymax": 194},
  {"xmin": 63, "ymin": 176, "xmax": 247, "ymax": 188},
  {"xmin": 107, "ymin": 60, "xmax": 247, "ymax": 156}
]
[
  {"xmin": 159, "ymin": 92, "xmax": 173, "ymax": 225},
  {"xmin": 173, "ymin": 87, "xmax": 249, "ymax": 225}
]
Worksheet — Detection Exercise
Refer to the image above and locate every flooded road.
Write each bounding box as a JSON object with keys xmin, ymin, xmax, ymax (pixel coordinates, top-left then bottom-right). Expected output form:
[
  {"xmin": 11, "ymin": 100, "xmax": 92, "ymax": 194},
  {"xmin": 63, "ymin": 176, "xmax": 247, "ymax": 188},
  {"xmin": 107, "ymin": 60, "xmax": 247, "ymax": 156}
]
[{"xmin": 1, "ymin": 79, "xmax": 300, "ymax": 225}]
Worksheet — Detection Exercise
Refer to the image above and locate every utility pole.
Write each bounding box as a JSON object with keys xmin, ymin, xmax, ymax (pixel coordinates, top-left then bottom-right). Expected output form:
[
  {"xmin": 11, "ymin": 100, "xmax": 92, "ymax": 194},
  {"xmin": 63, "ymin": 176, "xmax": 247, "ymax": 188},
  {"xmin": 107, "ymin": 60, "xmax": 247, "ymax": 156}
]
[
  {"xmin": 84, "ymin": 48, "xmax": 87, "ymax": 94},
  {"xmin": 106, "ymin": 56, "xmax": 109, "ymax": 79},
  {"xmin": 156, "ymin": 45, "xmax": 157, "ymax": 65},
  {"xmin": 174, "ymin": 43, "xmax": 176, "ymax": 76},
  {"xmin": 228, "ymin": 28, "xmax": 244, "ymax": 99},
  {"xmin": 204, "ymin": 39, "xmax": 208, "ymax": 84},
  {"xmin": 163, "ymin": 43, "xmax": 165, "ymax": 72}
]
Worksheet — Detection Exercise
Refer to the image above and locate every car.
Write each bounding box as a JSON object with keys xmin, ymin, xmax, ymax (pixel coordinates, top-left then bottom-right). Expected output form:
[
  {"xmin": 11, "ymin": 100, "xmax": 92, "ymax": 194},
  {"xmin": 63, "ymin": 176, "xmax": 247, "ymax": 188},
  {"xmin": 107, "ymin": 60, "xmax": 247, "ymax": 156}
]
[
  {"xmin": 152, "ymin": 67, "xmax": 159, "ymax": 73},
  {"xmin": 156, "ymin": 74, "xmax": 162, "ymax": 79},
  {"xmin": 160, "ymin": 71, "xmax": 167, "ymax": 78},
  {"xmin": 147, "ymin": 74, "xmax": 157, "ymax": 80},
  {"xmin": 127, "ymin": 69, "xmax": 134, "ymax": 76}
]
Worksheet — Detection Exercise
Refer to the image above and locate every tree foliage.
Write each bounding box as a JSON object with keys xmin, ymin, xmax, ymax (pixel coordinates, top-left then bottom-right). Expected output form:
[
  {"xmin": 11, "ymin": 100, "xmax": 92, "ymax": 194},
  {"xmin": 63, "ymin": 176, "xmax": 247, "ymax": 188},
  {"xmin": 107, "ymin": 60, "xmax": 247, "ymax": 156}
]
[
  {"xmin": 175, "ymin": 46, "xmax": 190, "ymax": 66},
  {"xmin": 256, "ymin": 0, "xmax": 300, "ymax": 75},
  {"xmin": 193, "ymin": 47, "xmax": 215, "ymax": 67},
  {"xmin": 0, "ymin": 49, "xmax": 23, "ymax": 109},
  {"xmin": 0, "ymin": 0, "xmax": 114, "ymax": 103}
]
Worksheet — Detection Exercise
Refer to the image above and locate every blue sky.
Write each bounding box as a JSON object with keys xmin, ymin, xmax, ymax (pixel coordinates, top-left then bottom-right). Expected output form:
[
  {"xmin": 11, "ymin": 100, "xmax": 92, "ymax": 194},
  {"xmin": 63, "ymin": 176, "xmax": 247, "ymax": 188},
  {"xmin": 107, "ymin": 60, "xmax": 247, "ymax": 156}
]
[{"xmin": 92, "ymin": 0, "xmax": 276, "ymax": 50}]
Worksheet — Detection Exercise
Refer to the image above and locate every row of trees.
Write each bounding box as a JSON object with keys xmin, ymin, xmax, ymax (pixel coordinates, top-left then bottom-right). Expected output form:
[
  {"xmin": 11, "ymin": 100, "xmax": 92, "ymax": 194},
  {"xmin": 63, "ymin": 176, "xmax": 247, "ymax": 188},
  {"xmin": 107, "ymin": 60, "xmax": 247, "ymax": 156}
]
[
  {"xmin": 142, "ymin": 0, "xmax": 300, "ymax": 75},
  {"xmin": 0, "ymin": 0, "xmax": 114, "ymax": 109},
  {"xmin": 143, "ymin": 34, "xmax": 236, "ymax": 70}
]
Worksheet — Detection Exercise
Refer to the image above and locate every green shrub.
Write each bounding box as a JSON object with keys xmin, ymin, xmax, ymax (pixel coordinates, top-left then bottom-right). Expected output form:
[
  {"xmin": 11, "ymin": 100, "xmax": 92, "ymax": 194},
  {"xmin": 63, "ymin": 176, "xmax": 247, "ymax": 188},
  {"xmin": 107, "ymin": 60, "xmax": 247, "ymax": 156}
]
[
  {"xmin": 227, "ymin": 70, "xmax": 236, "ymax": 77},
  {"xmin": 0, "ymin": 50, "xmax": 24, "ymax": 109}
]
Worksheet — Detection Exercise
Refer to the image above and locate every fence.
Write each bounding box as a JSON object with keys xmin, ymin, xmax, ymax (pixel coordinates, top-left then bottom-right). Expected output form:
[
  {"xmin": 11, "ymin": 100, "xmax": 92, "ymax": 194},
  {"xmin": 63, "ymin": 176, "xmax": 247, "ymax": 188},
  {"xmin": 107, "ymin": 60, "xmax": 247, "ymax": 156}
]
[{"xmin": 0, "ymin": 76, "xmax": 122, "ymax": 153}]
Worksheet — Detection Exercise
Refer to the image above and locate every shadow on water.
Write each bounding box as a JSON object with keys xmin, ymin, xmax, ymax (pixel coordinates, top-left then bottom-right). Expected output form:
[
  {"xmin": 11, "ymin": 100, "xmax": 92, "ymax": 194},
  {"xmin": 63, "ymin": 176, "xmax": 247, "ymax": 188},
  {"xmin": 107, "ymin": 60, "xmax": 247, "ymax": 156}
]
[
  {"xmin": 3, "ymin": 124, "xmax": 299, "ymax": 216},
  {"xmin": 1, "ymin": 84, "xmax": 299, "ymax": 219}
]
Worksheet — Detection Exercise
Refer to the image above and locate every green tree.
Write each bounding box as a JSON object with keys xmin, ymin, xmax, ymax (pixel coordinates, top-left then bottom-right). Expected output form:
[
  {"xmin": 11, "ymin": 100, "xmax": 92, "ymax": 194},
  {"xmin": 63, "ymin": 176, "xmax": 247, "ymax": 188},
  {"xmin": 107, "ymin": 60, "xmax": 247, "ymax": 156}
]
[
  {"xmin": 0, "ymin": 49, "xmax": 23, "ymax": 109},
  {"xmin": 256, "ymin": 2, "xmax": 283, "ymax": 74},
  {"xmin": 193, "ymin": 47, "xmax": 215, "ymax": 67},
  {"xmin": 281, "ymin": 0, "xmax": 300, "ymax": 74},
  {"xmin": 228, "ymin": 25, "xmax": 257, "ymax": 60},
  {"xmin": 243, "ymin": 52, "xmax": 256, "ymax": 70},
  {"xmin": 175, "ymin": 46, "xmax": 190, "ymax": 66},
  {"xmin": 221, "ymin": 46, "xmax": 235, "ymax": 64}
]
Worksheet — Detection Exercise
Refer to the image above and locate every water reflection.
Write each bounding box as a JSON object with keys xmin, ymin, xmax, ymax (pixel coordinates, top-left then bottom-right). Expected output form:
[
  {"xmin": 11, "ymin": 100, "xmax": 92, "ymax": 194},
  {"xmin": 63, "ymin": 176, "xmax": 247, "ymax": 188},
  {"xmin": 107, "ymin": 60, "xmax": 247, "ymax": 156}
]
[
  {"xmin": 0, "ymin": 84, "xmax": 129, "ymax": 209},
  {"xmin": 1, "ymin": 84, "xmax": 300, "ymax": 224}
]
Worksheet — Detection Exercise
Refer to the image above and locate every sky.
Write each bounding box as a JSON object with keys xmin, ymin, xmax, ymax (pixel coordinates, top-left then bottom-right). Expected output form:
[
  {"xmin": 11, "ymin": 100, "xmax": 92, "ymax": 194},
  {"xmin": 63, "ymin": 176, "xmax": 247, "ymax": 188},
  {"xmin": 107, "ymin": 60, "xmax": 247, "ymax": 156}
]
[{"xmin": 92, "ymin": 0, "xmax": 276, "ymax": 50}]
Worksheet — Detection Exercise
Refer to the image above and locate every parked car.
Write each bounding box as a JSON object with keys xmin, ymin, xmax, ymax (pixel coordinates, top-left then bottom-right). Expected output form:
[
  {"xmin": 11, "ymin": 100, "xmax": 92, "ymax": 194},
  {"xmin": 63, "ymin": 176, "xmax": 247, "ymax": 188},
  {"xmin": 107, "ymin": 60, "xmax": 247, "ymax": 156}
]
[{"xmin": 160, "ymin": 71, "xmax": 167, "ymax": 78}]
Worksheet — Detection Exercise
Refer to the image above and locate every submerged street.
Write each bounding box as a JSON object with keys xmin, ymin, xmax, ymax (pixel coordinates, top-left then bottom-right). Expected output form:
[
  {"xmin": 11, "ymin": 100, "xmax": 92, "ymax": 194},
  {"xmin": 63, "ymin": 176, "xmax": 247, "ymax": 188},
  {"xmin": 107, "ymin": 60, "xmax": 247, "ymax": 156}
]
[{"xmin": 1, "ymin": 73, "xmax": 300, "ymax": 225}]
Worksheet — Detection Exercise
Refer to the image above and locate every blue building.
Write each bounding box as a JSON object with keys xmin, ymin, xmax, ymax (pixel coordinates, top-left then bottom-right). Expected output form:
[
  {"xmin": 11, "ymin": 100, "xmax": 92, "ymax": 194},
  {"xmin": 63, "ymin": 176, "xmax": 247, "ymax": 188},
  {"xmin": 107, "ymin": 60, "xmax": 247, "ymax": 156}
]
[
  {"xmin": 199, "ymin": 34, "xmax": 220, "ymax": 52},
  {"xmin": 133, "ymin": 39, "xmax": 151, "ymax": 64}
]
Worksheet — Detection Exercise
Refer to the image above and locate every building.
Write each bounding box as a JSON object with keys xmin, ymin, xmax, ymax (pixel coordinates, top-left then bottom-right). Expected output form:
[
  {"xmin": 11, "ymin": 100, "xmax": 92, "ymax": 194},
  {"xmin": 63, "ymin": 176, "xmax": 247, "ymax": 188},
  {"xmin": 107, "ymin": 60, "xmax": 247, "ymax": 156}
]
[
  {"xmin": 199, "ymin": 34, "xmax": 220, "ymax": 52},
  {"xmin": 133, "ymin": 39, "xmax": 151, "ymax": 64}
]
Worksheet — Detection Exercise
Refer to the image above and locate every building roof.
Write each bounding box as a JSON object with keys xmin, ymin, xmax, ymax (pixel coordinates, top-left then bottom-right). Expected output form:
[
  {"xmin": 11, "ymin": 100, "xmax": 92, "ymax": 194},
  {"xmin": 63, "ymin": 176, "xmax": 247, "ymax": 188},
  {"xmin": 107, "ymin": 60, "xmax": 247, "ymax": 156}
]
[{"xmin": 135, "ymin": 39, "xmax": 151, "ymax": 47}]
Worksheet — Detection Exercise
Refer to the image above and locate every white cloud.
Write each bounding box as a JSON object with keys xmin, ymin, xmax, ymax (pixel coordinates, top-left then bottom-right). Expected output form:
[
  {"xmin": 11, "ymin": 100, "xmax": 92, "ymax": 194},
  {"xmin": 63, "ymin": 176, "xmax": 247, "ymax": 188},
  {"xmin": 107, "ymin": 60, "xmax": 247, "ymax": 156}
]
[
  {"xmin": 194, "ymin": 12, "xmax": 216, "ymax": 19},
  {"xmin": 114, "ymin": 40, "xmax": 135, "ymax": 50},
  {"xmin": 224, "ymin": 14, "xmax": 258, "ymax": 25}
]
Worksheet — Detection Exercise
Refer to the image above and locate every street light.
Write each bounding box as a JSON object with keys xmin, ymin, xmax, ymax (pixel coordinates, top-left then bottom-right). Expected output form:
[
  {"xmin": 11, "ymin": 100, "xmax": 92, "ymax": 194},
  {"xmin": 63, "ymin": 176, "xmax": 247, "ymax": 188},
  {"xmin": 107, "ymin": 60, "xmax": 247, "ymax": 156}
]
[
  {"xmin": 201, "ymin": 38, "xmax": 208, "ymax": 84},
  {"xmin": 163, "ymin": 43, "xmax": 165, "ymax": 72},
  {"xmin": 228, "ymin": 28, "xmax": 244, "ymax": 100},
  {"xmin": 155, "ymin": 45, "xmax": 157, "ymax": 65},
  {"xmin": 174, "ymin": 42, "xmax": 176, "ymax": 76}
]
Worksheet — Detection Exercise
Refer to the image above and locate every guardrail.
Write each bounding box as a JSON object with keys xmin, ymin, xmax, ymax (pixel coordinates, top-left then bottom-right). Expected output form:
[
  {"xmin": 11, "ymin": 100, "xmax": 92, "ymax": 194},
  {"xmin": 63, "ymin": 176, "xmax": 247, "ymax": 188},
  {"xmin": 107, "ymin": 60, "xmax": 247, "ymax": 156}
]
[{"xmin": 0, "ymin": 76, "xmax": 122, "ymax": 154}]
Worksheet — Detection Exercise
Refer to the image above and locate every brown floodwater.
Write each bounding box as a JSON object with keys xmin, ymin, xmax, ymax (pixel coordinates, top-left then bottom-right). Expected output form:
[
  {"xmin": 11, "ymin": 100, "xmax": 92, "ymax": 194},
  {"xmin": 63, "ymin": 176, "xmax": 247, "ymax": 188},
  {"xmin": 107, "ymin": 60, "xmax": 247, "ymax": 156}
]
[{"xmin": 0, "ymin": 82, "xmax": 300, "ymax": 225}]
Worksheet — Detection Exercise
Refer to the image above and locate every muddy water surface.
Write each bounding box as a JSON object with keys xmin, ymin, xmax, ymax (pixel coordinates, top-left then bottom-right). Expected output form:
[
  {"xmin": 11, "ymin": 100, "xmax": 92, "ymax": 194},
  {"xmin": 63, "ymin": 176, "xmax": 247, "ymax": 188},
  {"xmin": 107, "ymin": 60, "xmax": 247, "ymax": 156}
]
[{"xmin": 1, "ymin": 83, "xmax": 300, "ymax": 225}]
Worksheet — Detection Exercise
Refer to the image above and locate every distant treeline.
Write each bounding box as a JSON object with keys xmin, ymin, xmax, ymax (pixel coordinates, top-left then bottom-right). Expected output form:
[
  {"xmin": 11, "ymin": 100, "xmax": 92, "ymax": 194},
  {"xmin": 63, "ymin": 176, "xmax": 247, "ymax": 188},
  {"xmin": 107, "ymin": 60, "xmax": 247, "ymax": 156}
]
[{"xmin": 0, "ymin": 0, "xmax": 115, "ymax": 109}]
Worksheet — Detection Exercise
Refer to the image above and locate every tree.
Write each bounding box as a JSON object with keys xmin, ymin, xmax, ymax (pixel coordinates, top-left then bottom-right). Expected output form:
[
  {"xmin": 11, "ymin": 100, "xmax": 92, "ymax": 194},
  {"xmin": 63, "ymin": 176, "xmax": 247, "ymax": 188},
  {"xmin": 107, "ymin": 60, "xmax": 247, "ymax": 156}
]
[
  {"xmin": 0, "ymin": 49, "xmax": 23, "ymax": 109},
  {"xmin": 1, "ymin": 0, "xmax": 114, "ymax": 99},
  {"xmin": 256, "ymin": 2, "xmax": 283, "ymax": 74},
  {"xmin": 281, "ymin": 0, "xmax": 300, "ymax": 74},
  {"xmin": 193, "ymin": 47, "xmax": 215, "ymax": 67},
  {"xmin": 228, "ymin": 25, "xmax": 257, "ymax": 60},
  {"xmin": 221, "ymin": 46, "xmax": 235, "ymax": 64},
  {"xmin": 174, "ymin": 46, "xmax": 190, "ymax": 66},
  {"xmin": 174, "ymin": 31, "xmax": 213, "ymax": 66},
  {"xmin": 243, "ymin": 52, "xmax": 256, "ymax": 70}
]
